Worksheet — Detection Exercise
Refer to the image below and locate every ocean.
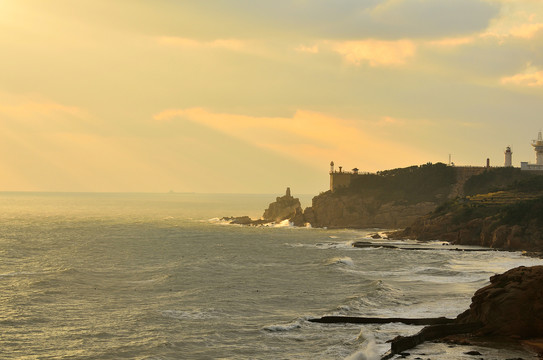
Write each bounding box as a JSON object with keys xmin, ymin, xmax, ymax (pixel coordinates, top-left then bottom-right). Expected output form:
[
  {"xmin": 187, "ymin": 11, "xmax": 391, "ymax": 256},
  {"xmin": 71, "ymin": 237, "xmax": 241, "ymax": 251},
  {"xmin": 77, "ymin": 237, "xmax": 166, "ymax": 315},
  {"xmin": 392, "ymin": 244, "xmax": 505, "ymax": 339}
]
[{"xmin": 1, "ymin": 192, "xmax": 541, "ymax": 360}]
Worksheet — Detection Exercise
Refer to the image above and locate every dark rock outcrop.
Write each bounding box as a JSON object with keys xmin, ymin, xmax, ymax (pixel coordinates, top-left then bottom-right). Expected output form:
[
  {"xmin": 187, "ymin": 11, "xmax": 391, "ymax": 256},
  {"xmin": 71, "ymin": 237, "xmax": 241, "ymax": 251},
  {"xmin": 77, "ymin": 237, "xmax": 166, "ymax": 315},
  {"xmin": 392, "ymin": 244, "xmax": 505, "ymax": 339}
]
[
  {"xmin": 456, "ymin": 265, "xmax": 543, "ymax": 338},
  {"xmin": 391, "ymin": 197, "xmax": 543, "ymax": 252},
  {"xmin": 262, "ymin": 187, "xmax": 303, "ymax": 223},
  {"xmin": 383, "ymin": 266, "xmax": 543, "ymax": 359},
  {"xmin": 222, "ymin": 188, "xmax": 306, "ymax": 226}
]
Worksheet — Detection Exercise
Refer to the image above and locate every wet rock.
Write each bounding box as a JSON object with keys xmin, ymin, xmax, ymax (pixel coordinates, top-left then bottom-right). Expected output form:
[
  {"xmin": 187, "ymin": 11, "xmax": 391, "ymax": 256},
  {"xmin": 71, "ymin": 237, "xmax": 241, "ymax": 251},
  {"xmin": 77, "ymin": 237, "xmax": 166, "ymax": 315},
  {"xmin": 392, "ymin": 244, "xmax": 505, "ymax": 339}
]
[{"xmin": 228, "ymin": 216, "xmax": 253, "ymax": 225}]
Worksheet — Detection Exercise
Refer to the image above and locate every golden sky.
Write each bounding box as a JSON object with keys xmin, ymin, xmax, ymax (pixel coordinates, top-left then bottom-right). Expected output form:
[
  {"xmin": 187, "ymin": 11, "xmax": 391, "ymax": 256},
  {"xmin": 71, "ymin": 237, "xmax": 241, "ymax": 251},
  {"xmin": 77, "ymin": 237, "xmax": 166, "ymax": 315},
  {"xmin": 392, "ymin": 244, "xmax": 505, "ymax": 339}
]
[{"xmin": 1, "ymin": 0, "xmax": 543, "ymax": 193}]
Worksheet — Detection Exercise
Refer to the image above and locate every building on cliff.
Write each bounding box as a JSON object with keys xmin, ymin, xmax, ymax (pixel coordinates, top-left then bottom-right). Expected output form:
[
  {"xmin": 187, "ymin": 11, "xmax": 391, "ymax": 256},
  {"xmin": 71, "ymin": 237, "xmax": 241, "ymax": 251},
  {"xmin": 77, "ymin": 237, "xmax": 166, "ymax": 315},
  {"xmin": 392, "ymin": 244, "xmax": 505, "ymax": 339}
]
[
  {"xmin": 329, "ymin": 161, "xmax": 360, "ymax": 191},
  {"xmin": 521, "ymin": 131, "xmax": 543, "ymax": 172}
]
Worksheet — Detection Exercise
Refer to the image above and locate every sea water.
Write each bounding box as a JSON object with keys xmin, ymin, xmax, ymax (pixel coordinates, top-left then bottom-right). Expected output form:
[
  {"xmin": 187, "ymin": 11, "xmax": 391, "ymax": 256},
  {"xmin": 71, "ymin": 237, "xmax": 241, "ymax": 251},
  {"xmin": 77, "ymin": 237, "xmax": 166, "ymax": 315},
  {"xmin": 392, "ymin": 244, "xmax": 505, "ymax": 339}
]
[{"xmin": 0, "ymin": 192, "xmax": 541, "ymax": 360}]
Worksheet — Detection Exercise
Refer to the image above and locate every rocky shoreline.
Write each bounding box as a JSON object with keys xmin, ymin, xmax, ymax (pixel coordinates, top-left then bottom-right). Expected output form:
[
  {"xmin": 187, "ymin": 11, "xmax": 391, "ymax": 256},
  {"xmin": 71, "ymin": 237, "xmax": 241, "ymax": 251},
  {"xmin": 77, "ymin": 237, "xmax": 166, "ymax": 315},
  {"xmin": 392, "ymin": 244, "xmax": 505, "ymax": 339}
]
[
  {"xmin": 389, "ymin": 194, "xmax": 543, "ymax": 253},
  {"xmin": 224, "ymin": 184, "xmax": 543, "ymax": 254},
  {"xmin": 309, "ymin": 266, "xmax": 543, "ymax": 359},
  {"xmin": 387, "ymin": 265, "xmax": 543, "ymax": 359},
  {"xmin": 222, "ymin": 185, "xmax": 543, "ymax": 357}
]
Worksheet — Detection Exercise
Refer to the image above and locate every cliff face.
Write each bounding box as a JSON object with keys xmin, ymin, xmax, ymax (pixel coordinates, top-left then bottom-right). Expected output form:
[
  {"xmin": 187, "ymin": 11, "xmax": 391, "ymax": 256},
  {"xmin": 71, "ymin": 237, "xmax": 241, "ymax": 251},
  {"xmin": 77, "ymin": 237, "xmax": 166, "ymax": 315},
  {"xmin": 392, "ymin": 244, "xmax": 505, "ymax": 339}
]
[
  {"xmin": 300, "ymin": 163, "xmax": 456, "ymax": 229},
  {"xmin": 392, "ymin": 194, "xmax": 543, "ymax": 251},
  {"xmin": 303, "ymin": 192, "xmax": 436, "ymax": 229}
]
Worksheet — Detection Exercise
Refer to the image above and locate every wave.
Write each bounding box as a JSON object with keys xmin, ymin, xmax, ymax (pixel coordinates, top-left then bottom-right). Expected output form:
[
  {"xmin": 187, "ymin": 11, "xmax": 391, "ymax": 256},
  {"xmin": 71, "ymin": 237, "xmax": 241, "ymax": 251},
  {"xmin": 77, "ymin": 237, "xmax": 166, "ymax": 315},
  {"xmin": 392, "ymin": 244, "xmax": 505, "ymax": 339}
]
[
  {"xmin": 262, "ymin": 320, "xmax": 302, "ymax": 332},
  {"xmin": 345, "ymin": 332, "xmax": 380, "ymax": 360},
  {"xmin": 316, "ymin": 241, "xmax": 356, "ymax": 250},
  {"xmin": 0, "ymin": 267, "xmax": 76, "ymax": 279},
  {"xmin": 326, "ymin": 256, "xmax": 355, "ymax": 267},
  {"xmin": 160, "ymin": 309, "xmax": 217, "ymax": 320},
  {"xmin": 128, "ymin": 274, "xmax": 171, "ymax": 285},
  {"xmin": 209, "ymin": 217, "xmax": 314, "ymax": 229}
]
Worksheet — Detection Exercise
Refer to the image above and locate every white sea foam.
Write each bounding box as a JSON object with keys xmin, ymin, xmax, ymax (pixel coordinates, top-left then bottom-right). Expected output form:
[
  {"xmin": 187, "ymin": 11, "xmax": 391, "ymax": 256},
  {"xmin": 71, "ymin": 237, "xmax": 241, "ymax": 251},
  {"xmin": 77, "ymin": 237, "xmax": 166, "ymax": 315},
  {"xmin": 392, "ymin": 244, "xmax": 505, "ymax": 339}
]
[
  {"xmin": 316, "ymin": 240, "xmax": 356, "ymax": 250},
  {"xmin": 274, "ymin": 219, "xmax": 292, "ymax": 227},
  {"xmin": 263, "ymin": 320, "xmax": 302, "ymax": 332},
  {"xmin": 344, "ymin": 332, "xmax": 380, "ymax": 360}
]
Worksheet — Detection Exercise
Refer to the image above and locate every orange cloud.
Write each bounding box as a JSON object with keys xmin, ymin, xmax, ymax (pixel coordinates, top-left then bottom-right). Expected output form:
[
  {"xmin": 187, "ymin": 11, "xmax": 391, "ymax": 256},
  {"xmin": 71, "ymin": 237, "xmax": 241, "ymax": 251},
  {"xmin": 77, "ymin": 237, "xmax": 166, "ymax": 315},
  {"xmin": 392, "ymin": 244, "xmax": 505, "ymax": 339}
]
[
  {"xmin": 153, "ymin": 107, "xmax": 431, "ymax": 172},
  {"xmin": 427, "ymin": 36, "xmax": 476, "ymax": 47},
  {"xmin": 510, "ymin": 23, "xmax": 543, "ymax": 38},
  {"xmin": 331, "ymin": 39, "xmax": 416, "ymax": 66},
  {"xmin": 501, "ymin": 69, "xmax": 543, "ymax": 87},
  {"xmin": 0, "ymin": 100, "xmax": 84, "ymax": 119}
]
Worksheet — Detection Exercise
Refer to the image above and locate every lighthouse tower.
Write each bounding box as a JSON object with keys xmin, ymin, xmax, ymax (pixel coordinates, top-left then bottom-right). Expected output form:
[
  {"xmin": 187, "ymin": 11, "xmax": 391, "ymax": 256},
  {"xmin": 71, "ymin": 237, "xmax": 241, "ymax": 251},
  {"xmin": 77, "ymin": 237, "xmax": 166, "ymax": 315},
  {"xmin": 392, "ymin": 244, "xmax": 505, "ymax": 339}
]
[
  {"xmin": 532, "ymin": 131, "xmax": 543, "ymax": 165},
  {"xmin": 504, "ymin": 146, "xmax": 513, "ymax": 167}
]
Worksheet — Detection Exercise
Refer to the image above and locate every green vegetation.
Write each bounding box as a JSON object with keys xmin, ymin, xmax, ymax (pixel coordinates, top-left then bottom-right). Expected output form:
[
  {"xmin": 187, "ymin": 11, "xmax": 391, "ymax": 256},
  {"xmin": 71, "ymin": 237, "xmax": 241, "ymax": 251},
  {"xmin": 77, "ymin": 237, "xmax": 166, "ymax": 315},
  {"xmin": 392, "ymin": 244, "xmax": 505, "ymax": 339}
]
[
  {"xmin": 500, "ymin": 197, "xmax": 543, "ymax": 225},
  {"xmin": 337, "ymin": 162, "xmax": 456, "ymax": 204},
  {"xmin": 430, "ymin": 193, "xmax": 543, "ymax": 226},
  {"xmin": 512, "ymin": 175, "xmax": 543, "ymax": 193}
]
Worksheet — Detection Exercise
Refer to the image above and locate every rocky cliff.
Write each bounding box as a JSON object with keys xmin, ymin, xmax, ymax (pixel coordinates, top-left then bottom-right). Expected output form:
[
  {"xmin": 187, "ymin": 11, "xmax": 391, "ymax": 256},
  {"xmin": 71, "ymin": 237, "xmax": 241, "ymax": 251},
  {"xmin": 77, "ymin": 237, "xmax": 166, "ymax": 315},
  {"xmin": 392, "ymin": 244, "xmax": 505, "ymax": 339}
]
[
  {"xmin": 299, "ymin": 163, "xmax": 458, "ymax": 229},
  {"xmin": 302, "ymin": 192, "xmax": 436, "ymax": 229},
  {"xmin": 385, "ymin": 265, "xmax": 543, "ymax": 357},
  {"xmin": 391, "ymin": 192, "xmax": 543, "ymax": 252},
  {"xmin": 262, "ymin": 187, "xmax": 303, "ymax": 223},
  {"xmin": 223, "ymin": 187, "xmax": 305, "ymax": 226},
  {"xmin": 456, "ymin": 265, "xmax": 543, "ymax": 338}
]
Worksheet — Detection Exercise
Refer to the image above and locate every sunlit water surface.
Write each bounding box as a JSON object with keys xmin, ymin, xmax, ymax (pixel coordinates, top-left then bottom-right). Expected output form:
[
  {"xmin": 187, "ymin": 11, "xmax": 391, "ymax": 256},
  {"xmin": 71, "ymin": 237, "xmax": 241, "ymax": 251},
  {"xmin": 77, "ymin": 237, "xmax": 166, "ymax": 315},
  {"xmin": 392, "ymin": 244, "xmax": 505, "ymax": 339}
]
[{"xmin": 0, "ymin": 193, "xmax": 541, "ymax": 360}]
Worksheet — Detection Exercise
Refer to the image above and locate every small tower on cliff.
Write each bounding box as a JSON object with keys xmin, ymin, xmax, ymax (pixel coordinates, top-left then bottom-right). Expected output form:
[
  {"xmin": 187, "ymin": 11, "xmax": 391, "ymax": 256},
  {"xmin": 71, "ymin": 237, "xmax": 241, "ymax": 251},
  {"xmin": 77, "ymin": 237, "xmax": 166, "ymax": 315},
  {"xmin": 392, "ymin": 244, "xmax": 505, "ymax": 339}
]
[
  {"xmin": 532, "ymin": 131, "xmax": 543, "ymax": 165},
  {"xmin": 286, "ymin": 187, "xmax": 291, "ymax": 197},
  {"xmin": 504, "ymin": 146, "xmax": 513, "ymax": 167}
]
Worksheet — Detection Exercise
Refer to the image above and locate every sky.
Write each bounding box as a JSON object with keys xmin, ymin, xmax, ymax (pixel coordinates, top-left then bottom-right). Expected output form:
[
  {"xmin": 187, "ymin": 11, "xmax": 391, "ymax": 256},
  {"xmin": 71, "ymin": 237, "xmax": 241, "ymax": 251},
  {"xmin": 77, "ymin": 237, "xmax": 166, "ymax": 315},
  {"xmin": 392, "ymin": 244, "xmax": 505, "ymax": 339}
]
[{"xmin": 1, "ymin": 0, "xmax": 543, "ymax": 194}]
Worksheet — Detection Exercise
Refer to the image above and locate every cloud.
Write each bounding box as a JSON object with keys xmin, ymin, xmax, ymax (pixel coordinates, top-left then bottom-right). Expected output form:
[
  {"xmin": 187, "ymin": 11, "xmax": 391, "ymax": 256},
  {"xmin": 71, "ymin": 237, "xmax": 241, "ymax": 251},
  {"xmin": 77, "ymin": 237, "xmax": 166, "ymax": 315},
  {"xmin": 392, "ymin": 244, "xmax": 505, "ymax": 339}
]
[
  {"xmin": 156, "ymin": 36, "xmax": 246, "ymax": 51},
  {"xmin": 153, "ymin": 107, "xmax": 431, "ymax": 171},
  {"xmin": 142, "ymin": 0, "xmax": 499, "ymax": 41},
  {"xmin": 509, "ymin": 23, "xmax": 543, "ymax": 38},
  {"xmin": 331, "ymin": 39, "xmax": 416, "ymax": 66},
  {"xmin": 0, "ymin": 94, "xmax": 91, "ymax": 134},
  {"xmin": 296, "ymin": 44, "xmax": 319, "ymax": 54},
  {"xmin": 368, "ymin": 0, "xmax": 499, "ymax": 39},
  {"xmin": 426, "ymin": 36, "xmax": 476, "ymax": 48},
  {"xmin": 482, "ymin": 1, "xmax": 543, "ymax": 40},
  {"xmin": 501, "ymin": 68, "xmax": 543, "ymax": 87},
  {"xmin": 0, "ymin": 100, "xmax": 85, "ymax": 120}
]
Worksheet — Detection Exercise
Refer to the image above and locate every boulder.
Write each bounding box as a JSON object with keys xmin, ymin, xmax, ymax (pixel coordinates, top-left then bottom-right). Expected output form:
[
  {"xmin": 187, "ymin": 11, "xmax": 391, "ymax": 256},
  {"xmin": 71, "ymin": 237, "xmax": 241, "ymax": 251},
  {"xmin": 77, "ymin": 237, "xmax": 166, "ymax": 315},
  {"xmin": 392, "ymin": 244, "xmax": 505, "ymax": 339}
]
[{"xmin": 456, "ymin": 265, "xmax": 543, "ymax": 338}]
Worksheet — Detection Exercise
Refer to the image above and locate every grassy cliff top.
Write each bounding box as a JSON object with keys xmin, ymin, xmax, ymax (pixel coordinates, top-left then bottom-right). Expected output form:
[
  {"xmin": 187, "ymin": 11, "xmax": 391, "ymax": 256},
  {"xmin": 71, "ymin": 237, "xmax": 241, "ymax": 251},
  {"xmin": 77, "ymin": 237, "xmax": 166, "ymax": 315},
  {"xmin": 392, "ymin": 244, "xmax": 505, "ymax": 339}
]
[{"xmin": 333, "ymin": 162, "xmax": 456, "ymax": 205}]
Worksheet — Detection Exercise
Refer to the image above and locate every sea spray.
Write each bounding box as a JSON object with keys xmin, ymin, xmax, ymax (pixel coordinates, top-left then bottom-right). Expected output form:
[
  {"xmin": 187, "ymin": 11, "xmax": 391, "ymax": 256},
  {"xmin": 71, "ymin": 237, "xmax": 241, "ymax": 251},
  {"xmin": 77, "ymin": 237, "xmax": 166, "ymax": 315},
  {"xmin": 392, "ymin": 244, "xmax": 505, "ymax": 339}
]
[{"xmin": 345, "ymin": 331, "xmax": 380, "ymax": 360}]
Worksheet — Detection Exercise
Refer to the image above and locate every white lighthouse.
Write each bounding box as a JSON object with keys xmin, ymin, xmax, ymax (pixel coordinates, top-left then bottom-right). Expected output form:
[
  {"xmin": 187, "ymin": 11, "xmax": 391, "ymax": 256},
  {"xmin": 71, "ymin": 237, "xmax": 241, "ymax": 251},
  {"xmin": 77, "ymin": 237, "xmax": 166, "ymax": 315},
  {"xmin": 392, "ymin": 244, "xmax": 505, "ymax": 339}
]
[
  {"xmin": 521, "ymin": 131, "xmax": 543, "ymax": 171},
  {"xmin": 504, "ymin": 146, "xmax": 512, "ymax": 167},
  {"xmin": 533, "ymin": 131, "xmax": 543, "ymax": 165}
]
